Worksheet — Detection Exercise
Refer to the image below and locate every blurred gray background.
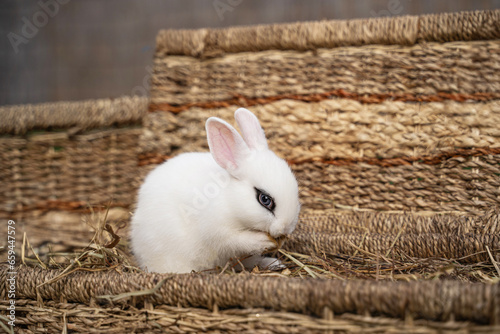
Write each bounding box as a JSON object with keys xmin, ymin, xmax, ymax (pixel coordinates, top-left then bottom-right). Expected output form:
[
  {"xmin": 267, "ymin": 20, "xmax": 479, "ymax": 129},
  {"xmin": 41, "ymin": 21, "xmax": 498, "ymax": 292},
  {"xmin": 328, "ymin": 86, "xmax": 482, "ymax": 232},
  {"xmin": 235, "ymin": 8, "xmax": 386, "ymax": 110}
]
[{"xmin": 1, "ymin": 0, "xmax": 499, "ymax": 106}]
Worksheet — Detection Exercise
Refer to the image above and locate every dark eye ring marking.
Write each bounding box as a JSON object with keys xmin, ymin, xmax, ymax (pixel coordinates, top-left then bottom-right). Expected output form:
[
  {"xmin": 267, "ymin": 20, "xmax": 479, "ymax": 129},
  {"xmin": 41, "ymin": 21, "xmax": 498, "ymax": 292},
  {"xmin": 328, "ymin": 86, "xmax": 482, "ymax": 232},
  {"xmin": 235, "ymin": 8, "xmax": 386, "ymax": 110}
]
[{"xmin": 255, "ymin": 188, "xmax": 276, "ymax": 213}]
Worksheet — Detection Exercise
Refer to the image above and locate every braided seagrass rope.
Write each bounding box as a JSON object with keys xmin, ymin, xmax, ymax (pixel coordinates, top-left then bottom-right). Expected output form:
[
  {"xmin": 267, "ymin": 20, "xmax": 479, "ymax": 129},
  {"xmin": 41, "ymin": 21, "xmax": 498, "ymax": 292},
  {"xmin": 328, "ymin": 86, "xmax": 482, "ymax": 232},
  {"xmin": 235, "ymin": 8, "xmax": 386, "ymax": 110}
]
[
  {"xmin": 3, "ymin": 299, "xmax": 497, "ymax": 333},
  {"xmin": 297, "ymin": 209, "xmax": 500, "ymax": 235},
  {"xmin": 155, "ymin": 10, "xmax": 500, "ymax": 57},
  {"xmin": 1, "ymin": 265, "xmax": 498, "ymax": 324},
  {"xmin": 142, "ymin": 98, "xmax": 500, "ymax": 160},
  {"xmin": 0, "ymin": 127, "xmax": 142, "ymax": 215},
  {"xmin": 151, "ymin": 40, "xmax": 500, "ymax": 105},
  {"xmin": 294, "ymin": 156, "xmax": 500, "ymax": 213},
  {"xmin": 0, "ymin": 95, "xmax": 148, "ymax": 135},
  {"xmin": 285, "ymin": 232, "xmax": 499, "ymax": 263},
  {"xmin": 287, "ymin": 210, "xmax": 500, "ymax": 263}
]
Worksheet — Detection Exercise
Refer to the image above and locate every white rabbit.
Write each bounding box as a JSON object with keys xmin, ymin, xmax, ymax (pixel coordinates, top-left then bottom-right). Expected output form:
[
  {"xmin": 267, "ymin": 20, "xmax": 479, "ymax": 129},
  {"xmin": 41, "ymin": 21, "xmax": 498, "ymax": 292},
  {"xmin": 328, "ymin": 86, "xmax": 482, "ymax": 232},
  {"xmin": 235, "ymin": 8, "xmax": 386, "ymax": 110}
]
[{"xmin": 130, "ymin": 108, "xmax": 300, "ymax": 273}]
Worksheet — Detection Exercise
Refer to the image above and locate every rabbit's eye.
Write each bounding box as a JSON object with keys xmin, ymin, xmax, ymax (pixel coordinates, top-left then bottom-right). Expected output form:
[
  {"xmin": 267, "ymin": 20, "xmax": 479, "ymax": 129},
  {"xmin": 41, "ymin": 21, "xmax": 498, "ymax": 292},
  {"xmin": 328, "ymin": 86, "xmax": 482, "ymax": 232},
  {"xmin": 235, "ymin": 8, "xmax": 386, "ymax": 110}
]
[{"xmin": 255, "ymin": 188, "xmax": 275, "ymax": 213}]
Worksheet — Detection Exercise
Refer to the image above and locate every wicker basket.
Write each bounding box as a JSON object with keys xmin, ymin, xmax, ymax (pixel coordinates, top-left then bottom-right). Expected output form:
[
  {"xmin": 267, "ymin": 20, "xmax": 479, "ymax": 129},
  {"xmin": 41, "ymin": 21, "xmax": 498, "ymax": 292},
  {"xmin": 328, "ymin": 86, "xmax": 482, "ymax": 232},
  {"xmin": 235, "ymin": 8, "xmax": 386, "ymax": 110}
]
[{"xmin": 1, "ymin": 9, "xmax": 500, "ymax": 333}]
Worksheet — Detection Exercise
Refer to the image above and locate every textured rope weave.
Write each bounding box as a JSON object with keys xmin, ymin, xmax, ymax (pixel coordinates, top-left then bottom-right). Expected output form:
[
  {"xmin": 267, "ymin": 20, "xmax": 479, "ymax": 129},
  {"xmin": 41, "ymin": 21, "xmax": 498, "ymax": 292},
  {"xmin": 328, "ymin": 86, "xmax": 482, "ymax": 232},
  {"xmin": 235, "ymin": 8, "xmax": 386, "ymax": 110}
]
[
  {"xmin": 155, "ymin": 10, "xmax": 500, "ymax": 57},
  {"xmin": 1, "ymin": 265, "xmax": 498, "ymax": 324},
  {"xmin": 0, "ymin": 95, "xmax": 147, "ymax": 135}
]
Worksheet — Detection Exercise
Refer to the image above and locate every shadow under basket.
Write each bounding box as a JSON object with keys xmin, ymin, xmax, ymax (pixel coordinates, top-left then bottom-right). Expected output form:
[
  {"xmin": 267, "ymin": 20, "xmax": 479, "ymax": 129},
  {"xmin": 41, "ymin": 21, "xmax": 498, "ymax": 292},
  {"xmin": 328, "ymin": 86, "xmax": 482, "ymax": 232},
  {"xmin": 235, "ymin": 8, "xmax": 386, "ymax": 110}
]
[{"xmin": 1, "ymin": 9, "xmax": 500, "ymax": 333}]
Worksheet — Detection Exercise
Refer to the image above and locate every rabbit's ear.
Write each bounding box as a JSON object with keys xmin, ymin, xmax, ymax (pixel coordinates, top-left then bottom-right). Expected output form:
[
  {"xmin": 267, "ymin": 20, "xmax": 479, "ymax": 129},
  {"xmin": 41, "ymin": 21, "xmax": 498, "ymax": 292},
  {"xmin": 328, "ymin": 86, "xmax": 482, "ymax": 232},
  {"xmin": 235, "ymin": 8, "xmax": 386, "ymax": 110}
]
[
  {"xmin": 206, "ymin": 117, "xmax": 250, "ymax": 174},
  {"xmin": 234, "ymin": 108, "xmax": 268, "ymax": 151}
]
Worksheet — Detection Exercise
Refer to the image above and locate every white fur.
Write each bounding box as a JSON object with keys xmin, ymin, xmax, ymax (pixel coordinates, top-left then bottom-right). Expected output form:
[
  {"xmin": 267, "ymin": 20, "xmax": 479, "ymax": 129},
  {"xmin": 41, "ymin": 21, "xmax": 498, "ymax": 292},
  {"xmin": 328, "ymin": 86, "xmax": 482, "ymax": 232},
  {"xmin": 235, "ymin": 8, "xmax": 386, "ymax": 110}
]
[{"xmin": 130, "ymin": 108, "xmax": 301, "ymax": 273}]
